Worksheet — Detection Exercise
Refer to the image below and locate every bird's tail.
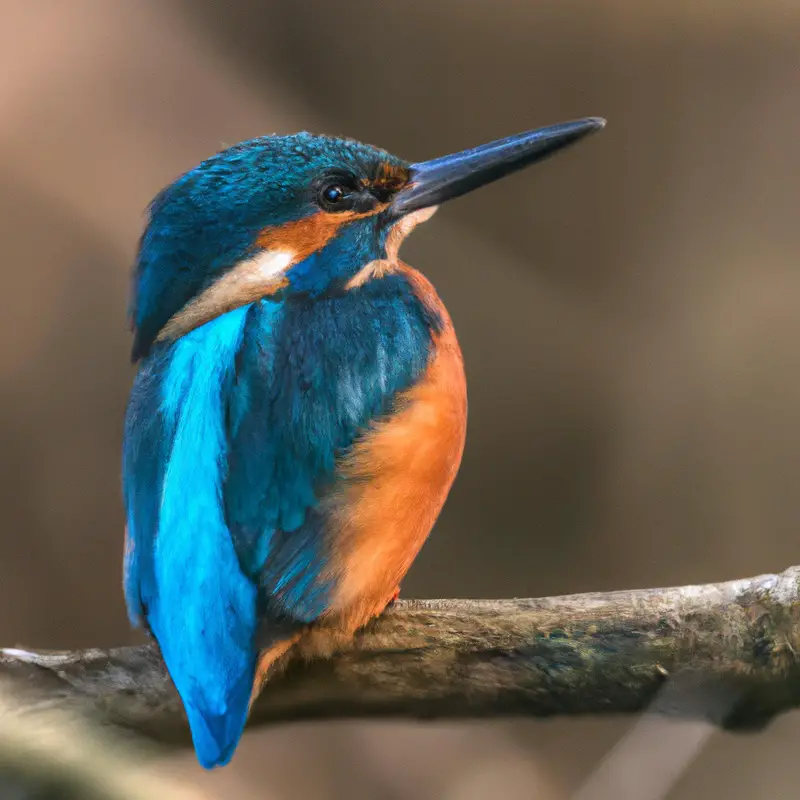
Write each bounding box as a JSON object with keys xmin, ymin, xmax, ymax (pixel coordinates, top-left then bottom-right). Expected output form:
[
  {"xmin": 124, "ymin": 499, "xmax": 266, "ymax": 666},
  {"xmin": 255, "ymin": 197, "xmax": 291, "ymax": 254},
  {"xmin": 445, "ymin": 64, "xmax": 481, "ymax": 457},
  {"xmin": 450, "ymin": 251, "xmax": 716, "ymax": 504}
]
[
  {"xmin": 148, "ymin": 548, "xmax": 260, "ymax": 769},
  {"xmin": 152, "ymin": 597, "xmax": 258, "ymax": 769},
  {"xmin": 182, "ymin": 677, "xmax": 255, "ymax": 769}
]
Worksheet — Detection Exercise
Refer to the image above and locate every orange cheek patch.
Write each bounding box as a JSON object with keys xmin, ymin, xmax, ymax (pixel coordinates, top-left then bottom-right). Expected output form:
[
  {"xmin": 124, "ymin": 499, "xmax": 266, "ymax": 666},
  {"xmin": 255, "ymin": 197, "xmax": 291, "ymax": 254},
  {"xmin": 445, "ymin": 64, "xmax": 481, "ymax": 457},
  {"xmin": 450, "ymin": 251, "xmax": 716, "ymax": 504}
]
[{"xmin": 257, "ymin": 211, "xmax": 357, "ymax": 264}]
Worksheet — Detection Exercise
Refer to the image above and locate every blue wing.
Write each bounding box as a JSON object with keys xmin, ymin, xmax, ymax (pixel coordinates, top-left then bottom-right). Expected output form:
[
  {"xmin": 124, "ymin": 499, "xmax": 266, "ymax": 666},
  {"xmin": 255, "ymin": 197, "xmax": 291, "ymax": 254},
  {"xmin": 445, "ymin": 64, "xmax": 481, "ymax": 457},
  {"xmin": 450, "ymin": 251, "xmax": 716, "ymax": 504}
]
[{"xmin": 122, "ymin": 276, "xmax": 436, "ymax": 767}]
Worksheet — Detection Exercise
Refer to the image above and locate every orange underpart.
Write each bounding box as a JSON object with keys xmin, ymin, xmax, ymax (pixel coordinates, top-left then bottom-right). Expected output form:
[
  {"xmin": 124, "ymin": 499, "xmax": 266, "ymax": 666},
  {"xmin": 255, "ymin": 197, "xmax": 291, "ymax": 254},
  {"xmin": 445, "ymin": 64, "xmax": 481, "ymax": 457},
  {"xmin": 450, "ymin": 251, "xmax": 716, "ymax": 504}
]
[
  {"xmin": 320, "ymin": 262, "xmax": 467, "ymax": 638},
  {"xmin": 249, "ymin": 262, "xmax": 467, "ymax": 707},
  {"xmin": 249, "ymin": 635, "xmax": 300, "ymax": 706}
]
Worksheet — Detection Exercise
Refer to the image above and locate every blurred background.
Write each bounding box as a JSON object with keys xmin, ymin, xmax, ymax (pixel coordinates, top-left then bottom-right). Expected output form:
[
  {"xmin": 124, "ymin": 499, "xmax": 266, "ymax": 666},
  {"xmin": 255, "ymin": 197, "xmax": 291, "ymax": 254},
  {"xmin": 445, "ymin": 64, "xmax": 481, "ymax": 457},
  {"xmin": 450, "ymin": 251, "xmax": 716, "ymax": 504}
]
[{"xmin": 0, "ymin": 1, "xmax": 799, "ymax": 797}]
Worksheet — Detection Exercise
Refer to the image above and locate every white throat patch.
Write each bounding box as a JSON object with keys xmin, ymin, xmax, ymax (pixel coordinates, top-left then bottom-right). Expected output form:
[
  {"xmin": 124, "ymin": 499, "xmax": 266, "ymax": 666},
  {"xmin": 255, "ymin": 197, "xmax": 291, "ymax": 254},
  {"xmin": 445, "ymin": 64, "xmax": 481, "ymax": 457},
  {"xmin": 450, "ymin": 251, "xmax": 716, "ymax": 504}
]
[{"xmin": 345, "ymin": 206, "xmax": 439, "ymax": 290}]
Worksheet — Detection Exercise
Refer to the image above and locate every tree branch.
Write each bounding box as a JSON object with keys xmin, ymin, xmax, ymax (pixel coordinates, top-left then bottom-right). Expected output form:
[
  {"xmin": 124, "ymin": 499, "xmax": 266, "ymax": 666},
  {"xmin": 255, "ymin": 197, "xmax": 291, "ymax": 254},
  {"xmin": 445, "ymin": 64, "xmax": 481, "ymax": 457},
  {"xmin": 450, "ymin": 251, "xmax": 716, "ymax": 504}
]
[{"xmin": 4, "ymin": 566, "xmax": 800, "ymax": 747}]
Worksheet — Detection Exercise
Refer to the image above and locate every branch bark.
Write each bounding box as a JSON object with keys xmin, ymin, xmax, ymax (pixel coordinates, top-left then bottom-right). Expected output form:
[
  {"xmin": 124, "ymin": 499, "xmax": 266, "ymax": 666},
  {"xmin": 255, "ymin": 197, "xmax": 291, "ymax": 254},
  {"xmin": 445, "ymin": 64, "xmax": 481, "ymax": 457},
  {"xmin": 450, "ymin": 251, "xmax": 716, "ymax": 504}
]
[{"xmin": 4, "ymin": 566, "xmax": 800, "ymax": 747}]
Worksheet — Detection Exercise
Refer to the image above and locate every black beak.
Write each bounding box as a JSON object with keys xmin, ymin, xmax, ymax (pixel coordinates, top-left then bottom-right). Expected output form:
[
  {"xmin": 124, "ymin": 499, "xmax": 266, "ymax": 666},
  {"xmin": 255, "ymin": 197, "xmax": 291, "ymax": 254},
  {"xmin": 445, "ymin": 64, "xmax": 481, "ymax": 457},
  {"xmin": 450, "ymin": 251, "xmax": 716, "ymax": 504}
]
[{"xmin": 390, "ymin": 117, "xmax": 605, "ymax": 217}]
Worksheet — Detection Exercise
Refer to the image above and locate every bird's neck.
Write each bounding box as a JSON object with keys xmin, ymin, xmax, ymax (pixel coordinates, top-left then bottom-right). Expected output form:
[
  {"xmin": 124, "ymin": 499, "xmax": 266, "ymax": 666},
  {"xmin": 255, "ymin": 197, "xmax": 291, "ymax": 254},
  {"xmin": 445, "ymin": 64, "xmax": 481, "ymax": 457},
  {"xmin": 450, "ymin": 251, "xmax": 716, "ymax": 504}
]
[{"xmin": 284, "ymin": 221, "xmax": 382, "ymax": 296}]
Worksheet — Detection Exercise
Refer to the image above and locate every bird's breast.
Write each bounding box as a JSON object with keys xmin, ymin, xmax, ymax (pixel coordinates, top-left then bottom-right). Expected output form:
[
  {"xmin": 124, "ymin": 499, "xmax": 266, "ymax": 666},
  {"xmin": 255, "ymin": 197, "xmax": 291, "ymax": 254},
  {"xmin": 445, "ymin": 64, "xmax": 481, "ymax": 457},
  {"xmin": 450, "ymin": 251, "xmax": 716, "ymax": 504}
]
[{"xmin": 322, "ymin": 265, "xmax": 467, "ymax": 622}]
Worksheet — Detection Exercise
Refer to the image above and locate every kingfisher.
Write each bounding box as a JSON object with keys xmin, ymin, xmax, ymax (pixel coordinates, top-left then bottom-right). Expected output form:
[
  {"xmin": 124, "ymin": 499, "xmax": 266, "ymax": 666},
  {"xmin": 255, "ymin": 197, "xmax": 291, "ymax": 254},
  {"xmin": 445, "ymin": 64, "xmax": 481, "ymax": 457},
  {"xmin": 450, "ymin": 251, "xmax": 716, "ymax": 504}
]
[{"xmin": 122, "ymin": 117, "xmax": 604, "ymax": 768}]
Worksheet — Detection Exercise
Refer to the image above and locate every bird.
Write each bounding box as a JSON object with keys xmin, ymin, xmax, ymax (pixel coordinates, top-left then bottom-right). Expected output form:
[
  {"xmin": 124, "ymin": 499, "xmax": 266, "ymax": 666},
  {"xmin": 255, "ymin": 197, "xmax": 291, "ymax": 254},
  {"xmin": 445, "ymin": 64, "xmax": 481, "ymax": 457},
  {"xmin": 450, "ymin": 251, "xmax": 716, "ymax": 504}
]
[{"xmin": 122, "ymin": 116, "xmax": 605, "ymax": 769}]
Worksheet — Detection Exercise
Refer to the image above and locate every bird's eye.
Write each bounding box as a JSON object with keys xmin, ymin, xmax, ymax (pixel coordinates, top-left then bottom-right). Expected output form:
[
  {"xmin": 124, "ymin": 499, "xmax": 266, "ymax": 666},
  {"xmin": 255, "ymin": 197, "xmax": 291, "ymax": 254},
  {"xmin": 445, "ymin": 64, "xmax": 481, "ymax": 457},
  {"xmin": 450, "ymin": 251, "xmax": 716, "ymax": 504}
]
[
  {"xmin": 316, "ymin": 177, "xmax": 357, "ymax": 212},
  {"xmin": 323, "ymin": 185, "xmax": 345, "ymax": 204}
]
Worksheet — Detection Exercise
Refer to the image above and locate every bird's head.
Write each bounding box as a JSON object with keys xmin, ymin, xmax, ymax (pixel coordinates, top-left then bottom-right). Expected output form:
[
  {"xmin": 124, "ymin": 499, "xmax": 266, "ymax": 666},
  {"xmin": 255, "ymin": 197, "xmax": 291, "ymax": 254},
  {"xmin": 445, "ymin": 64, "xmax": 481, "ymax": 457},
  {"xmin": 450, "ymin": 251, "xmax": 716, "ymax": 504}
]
[{"xmin": 130, "ymin": 118, "xmax": 604, "ymax": 360}]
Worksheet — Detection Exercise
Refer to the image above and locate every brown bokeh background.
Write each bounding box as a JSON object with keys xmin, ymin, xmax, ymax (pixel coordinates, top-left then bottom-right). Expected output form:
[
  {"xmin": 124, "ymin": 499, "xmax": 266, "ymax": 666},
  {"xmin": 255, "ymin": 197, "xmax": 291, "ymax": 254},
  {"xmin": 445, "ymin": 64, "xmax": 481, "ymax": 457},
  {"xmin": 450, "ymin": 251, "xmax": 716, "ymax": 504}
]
[{"xmin": 1, "ymin": 2, "xmax": 799, "ymax": 797}]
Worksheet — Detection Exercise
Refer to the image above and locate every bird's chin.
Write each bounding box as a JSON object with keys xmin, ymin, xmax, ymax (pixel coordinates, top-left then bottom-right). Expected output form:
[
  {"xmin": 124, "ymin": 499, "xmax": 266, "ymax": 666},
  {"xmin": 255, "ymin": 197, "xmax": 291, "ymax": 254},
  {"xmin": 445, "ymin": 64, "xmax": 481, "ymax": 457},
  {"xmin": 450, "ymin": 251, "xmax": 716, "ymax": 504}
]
[{"xmin": 384, "ymin": 206, "xmax": 439, "ymax": 264}]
